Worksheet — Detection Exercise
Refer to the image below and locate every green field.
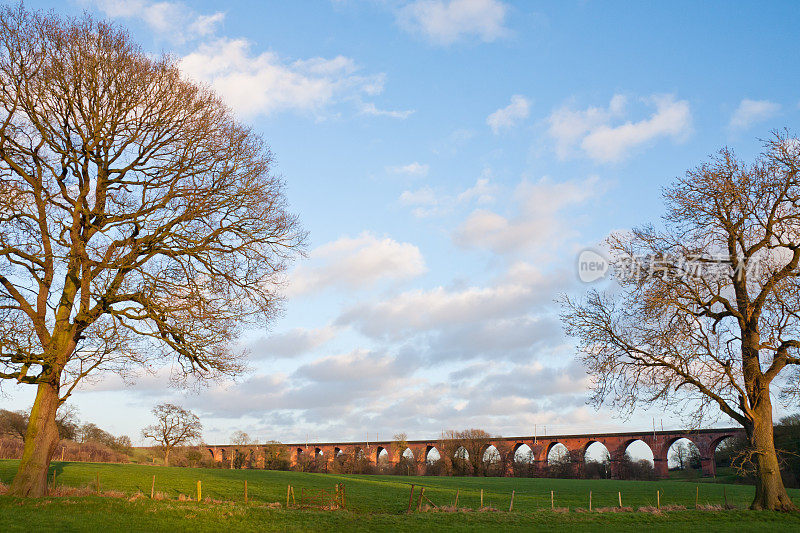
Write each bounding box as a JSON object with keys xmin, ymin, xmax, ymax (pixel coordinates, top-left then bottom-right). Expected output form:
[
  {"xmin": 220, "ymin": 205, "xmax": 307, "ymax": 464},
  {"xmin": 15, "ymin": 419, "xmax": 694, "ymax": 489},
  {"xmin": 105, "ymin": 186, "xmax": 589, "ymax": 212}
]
[{"xmin": 1, "ymin": 459, "xmax": 799, "ymax": 532}]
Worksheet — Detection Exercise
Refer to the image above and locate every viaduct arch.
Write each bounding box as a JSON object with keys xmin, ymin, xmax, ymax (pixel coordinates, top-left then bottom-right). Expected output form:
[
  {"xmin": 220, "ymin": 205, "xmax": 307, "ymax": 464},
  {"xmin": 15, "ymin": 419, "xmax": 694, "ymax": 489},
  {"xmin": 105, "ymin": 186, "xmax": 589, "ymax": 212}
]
[{"xmin": 205, "ymin": 427, "xmax": 743, "ymax": 478}]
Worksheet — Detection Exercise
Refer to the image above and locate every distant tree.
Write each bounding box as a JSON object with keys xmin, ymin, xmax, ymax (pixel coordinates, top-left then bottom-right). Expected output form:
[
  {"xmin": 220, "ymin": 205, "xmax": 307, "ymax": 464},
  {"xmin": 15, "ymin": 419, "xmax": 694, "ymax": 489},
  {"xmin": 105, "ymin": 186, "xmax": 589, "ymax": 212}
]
[
  {"xmin": 0, "ymin": 410, "xmax": 28, "ymax": 439},
  {"xmin": 775, "ymin": 414, "xmax": 800, "ymax": 488},
  {"xmin": 262, "ymin": 441, "xmax": 290, "ymax": 471},
  {"xmin": 670, "ymin": 441, "xmax": 690, "ymax": 470},
  {"xmin": 561, "ymin": 133, "xmax": 800, "ymax": 510},
  {"xmin": 2, "ymin": 407, "xmax": 78, "ymax": 441},
  {"xmin": 231, "ymin": 431, "xmax": 251, "ymax": 446},
  {"xmin": 0, "ymin": 5, "xmax": 305, "ymax": 496},
  {"xmin": 141, "ymin": 404, "xmax": 202, "ymax": 467}
]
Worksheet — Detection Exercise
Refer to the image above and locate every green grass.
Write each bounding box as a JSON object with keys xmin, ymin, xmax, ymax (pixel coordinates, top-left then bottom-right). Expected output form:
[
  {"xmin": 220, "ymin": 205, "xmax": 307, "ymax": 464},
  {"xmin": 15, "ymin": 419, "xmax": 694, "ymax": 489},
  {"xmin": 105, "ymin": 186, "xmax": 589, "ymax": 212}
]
[{"xmin": 1, "ymin": 459, "xmax": 800, "ymax": 532}]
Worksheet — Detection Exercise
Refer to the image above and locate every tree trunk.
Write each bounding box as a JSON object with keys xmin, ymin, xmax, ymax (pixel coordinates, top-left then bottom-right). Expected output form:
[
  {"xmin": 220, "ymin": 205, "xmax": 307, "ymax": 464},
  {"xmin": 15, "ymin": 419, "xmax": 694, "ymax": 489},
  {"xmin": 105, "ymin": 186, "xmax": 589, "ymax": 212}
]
[
  {"xmin": 748, "ymin": 394, "xmax": 796, "ymax": 511},
  {"xmin": 8, "ymin": 381, "xmax": 61, "ymax": 497},
  {"xmin": 164, "ymin": 448, "xmax": 170, "ymax": 467}
]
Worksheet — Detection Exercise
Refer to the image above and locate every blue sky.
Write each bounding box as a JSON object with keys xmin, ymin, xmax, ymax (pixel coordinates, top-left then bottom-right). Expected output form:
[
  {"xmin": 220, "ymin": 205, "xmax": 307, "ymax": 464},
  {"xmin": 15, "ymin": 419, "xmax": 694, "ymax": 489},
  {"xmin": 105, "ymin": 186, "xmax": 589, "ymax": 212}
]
[{"xmin": 6, "ymin": 0, "xmax": 800, "ymax": 445}]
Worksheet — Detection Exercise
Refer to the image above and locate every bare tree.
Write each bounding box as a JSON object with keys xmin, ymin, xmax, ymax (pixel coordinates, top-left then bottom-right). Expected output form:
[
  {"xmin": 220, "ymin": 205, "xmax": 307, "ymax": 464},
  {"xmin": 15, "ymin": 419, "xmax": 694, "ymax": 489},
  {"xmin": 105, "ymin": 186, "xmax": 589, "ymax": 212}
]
[
  {"xmin": 561, "ymin": 132, "xmax": 800, "ymax": 510},
  {"xmin": 0, "ymin": 6, "xmax": 304, "ymax": 496},
  {"xmin": 670, "ymin": 441, "xmax": 689, "ymax": 470},
  {"xmin": 230, "ymin": 430, "xmax": 251, "ymax": 446},
  {"xmin": 142, "ymin": 403, "xmax": 202, "ymax": 467}
]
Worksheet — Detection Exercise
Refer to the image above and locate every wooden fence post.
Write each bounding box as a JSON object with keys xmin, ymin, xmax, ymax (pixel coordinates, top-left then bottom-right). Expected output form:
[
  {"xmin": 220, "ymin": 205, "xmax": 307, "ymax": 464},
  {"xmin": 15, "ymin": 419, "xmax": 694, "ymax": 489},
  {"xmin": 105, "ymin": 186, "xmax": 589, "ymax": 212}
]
[
  {"xmin": 509, "ymin": 490, "xmax": 515, "ymax": 512},
  {"xmin": 286, "ymin": 484, "xmax": 290, "ymax": 508},
  {"xmin": 480, "ymin": 489, "xmax": 483, "ymax": 509},
  {"xmin": 151, "ymin": 475, "xmax": 155, "ymax": 499},
  {"xmin": 95, "ymin": 473, "xmax": 100, "ymax": 494},
  {"xmin": 417, "ymin": 487, "xmax": 425, "ymax": 511},
  {"xmin": 551, "ymin": 490, "xmax": 554, "ymax": 510},
  {"xmin": 244, "ymin": 480, "xmax": 248, "ymax": 503},
  {"xmin": 407, "ymin": 485, "xmax": 415, "ymax": 513},
  {"xmin": 589, "ymin": 490, "xmax": 592, "ymax": 511},
  {"xmin": 618, "ymin": 491, "xmax": 622, "ymax": 508},
  {"xmin": 695, "ymin": 485, "xmax": 699, "ymax": 509},
  {"xmin": 197, "ymin": 480, "xmax": 202, "ymax": 502},
  {"xmin": 656, "ymin": 489, "xmax": 660, "ymax": 510},
  {"xmin": 454, "ymin": 489, "xmax": 459, "ymax": 508}
]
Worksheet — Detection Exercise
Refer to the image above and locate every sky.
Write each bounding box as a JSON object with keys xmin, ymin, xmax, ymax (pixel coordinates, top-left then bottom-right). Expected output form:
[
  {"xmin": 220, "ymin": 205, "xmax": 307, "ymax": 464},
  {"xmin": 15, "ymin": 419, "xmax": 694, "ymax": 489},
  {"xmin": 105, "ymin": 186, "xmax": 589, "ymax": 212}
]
[{"xmin": 5, "ymin": 0, "xmax": 800, "ymax": 447}]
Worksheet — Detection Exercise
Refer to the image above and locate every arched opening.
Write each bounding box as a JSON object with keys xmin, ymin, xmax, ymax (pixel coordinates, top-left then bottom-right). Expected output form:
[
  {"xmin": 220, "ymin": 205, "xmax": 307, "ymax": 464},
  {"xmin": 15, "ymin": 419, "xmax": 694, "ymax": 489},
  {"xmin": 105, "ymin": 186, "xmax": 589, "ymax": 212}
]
[
  {"xmin": 667, "ymin": 438, "xmax": 701, "ymax": 477},
  {"xmin": 713, "ymin": 435, "xmax": 744, "ymax": 474},
  {"xmin": 454, "ymin": 446, "xmax": 469, "ymax": 460},
  {"xmin": 482, "ymin": 445, "xmax": 501, "ymax": 464},
  {"xmin": 584, "ymin": 441, "xmax": 611, "ymax": 479},
  {"xmin": 425, "ymin": 446, "xmax": 440, "ymax": 464},
  {"xmin": 546, "ymin": 443, "xmax": 569, "ymax": 465},
  {"xmin": 334, "ymin": 447, "xmax": 343, "ymax": 457},
  {"xmin": 617, "ymin": 439, "xmax": 655, "ymax": 480},
  {"xmin": 546, "ymin": 442, "xmax": 571, "ymax": 477},
  {"xmin": 377, "ymin": 446, "xmax": 389, "ymax": 465},
  {"xmin": 514, "ymin": 444, "xmax": 533, "ymax": 463},
  {"xmin": 296, "ymin": 447, "xmax": 304, "ymax": 463},
  {"xmin": 482, "ymin": 444, "xmax": 505, "ymax": 476},
  {"xmin": 402, "ymin": 447, "xmax": 414, "ymax": 460},
  {"xmin": 315, "ymin": 447, "xmax": 323, "ymax": 459},
  {"xmin": 208, "ymin": 448, "xmax": 216, "ymax": 461},
  {"xmin": 512, "ymin": 443, "xmax": 535, "ymax": 477}
]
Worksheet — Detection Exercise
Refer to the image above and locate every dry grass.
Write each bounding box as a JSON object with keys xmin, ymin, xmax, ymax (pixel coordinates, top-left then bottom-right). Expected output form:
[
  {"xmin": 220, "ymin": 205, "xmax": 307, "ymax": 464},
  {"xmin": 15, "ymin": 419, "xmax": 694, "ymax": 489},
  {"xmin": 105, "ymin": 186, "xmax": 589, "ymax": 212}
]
[{"xmin": 594, "ymin": 506, "xmax": 634, "ymax": 513}]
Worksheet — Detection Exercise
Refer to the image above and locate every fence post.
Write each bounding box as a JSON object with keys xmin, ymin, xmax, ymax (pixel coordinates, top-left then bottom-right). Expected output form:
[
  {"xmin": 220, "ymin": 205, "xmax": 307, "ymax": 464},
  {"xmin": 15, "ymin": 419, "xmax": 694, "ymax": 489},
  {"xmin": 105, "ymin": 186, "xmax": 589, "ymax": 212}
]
[
  {"xmin": 480, "ymin": 489, "xmax": 483, "ymax": 509},
  {"xmin": 151, "ymin": 475, "xmax": 155, "ymax": 499},
  {"xmin": 589, "ymin": 490, "xmax": 592, "ymax": 511},
  {"xmin": 286, "ymin": 484, "xmax": 290, "ymax": 508},
  {"xmin": 244, "ymin": 480, "xmax": 248, "ymax": 503},
  {"xmin": 657, "ymin": 489, "xmax": 660, "ymax": 510},
  {"xmin": 551, "ymin": 490, "xmax": 554, "ymax": 510},
  {"xmin": 417, "ymin": 487, "xmax": 425, "ymax": 511},
  {"xmin": 197, "ymin": 480, "xmax": 201, "ymax": 502},
  {"xmin": 407, "ymin": 485, "xmax": 415, "ymax": 512},
  {"xmin": 454, "ymin": 489, "xmax": 459, "ymax": 508},
  {"xmin": 618, "ymin": 491, "xmax": 622, "ymax": 508},
  {"xmin": 95, "ymin": 473, "xmax": 100, "ymax": 494},
  {"xmin": 509, "ymin": 490, "xmax": 515, "ymax": 512}
]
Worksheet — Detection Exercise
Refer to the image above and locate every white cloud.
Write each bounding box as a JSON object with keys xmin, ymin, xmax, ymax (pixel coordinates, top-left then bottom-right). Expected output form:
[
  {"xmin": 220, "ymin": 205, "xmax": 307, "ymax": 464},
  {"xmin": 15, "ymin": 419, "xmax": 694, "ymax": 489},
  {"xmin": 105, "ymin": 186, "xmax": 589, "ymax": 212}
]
[
  {"xmin": 487, "ymin": 95, "xmax": 530, "ymax": 134},
  {"xmin": 453, "ymin": 175, "xmax": 601, "ymax": 254},
  {"xmin": 360, "ymin": 102, "xmax": 415, "ymax": 119},
  {"xmin": 287, "ymin": 232, "xmax": 426, "ymax": 296},
  {"xmin": 400, "ymin": 170, "xmax": 497, "ymax": 217},
  {"xmin": 548, "ymin": 94, "xmax": 692, "ymax": 162},
  {"xmin": 729, "ymin": 99, "xmax": 781, "ymax": 131},
  {"xmin": 397, "ymin": 0, "xmax": 509, "ymax": 45},
  {"xmin": 387, "ymin": 162, "xmax": 430, "ymax": 177},
  {"xmin": 180, "ymin": 38, "xmax": 386, "ymax": 117},
  {"xmin": 85, "ymin": 0, "xmax": 224, "ymax": 43},
  {"xmin": 250, "ymin": 326, "xmax": 338, "ymax": 359},
  {"xmin": 336, "ymin": 262, "xmax": 558, "ymax": 341}
]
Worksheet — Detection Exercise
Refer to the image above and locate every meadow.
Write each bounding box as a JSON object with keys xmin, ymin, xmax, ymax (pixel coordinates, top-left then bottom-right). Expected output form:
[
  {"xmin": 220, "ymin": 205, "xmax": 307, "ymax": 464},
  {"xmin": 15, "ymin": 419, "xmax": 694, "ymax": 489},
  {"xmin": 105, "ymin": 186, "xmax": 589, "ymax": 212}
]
[{"xmin": 1, "ymin": 459, "xmax": 800, "ymax": 532}]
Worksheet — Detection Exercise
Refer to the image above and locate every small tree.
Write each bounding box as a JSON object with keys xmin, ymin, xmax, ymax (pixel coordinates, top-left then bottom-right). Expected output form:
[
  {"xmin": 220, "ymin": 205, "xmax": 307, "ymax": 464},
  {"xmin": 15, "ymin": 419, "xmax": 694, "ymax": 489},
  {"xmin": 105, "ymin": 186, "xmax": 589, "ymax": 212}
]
[
  {"xmin": 561, "ymin": 133, "xmax": 800, "ymax": 510},
  {"xmin": 142, "ymin": 404, "xmax": 202, "ymax": 467}
]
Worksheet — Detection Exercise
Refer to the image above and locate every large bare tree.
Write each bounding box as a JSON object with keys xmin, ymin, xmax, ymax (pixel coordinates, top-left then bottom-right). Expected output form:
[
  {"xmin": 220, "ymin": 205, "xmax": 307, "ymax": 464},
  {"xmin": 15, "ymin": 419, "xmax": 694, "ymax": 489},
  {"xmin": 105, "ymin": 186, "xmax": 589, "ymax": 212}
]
[
  {"xmin": 142, "ymin": 403, "xmax": 202, "ymax": 467},
  {"xmin": 561, "ymin": 132, "xmax": 800, "ymax": 510},
  {"xmin": 0, "ymin": 7, "xmax": 304, "ymax": 496}
]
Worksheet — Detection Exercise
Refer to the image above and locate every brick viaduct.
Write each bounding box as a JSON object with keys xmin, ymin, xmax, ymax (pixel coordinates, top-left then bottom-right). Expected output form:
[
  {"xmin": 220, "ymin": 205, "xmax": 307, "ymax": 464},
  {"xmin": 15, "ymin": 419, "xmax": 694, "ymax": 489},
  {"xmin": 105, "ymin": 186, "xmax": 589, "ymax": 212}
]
[{"xmin": 207, "ymin": 427, "xmax": 743, "ymax": 478}]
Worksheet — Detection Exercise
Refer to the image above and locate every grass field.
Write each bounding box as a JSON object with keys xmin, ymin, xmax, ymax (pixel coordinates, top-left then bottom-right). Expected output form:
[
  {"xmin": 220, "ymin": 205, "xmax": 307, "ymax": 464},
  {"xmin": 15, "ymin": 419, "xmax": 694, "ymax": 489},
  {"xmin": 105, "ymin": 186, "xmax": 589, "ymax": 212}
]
[{"xmin": 2, "ymin": 459, "xmax": 800, "ymax": 531}]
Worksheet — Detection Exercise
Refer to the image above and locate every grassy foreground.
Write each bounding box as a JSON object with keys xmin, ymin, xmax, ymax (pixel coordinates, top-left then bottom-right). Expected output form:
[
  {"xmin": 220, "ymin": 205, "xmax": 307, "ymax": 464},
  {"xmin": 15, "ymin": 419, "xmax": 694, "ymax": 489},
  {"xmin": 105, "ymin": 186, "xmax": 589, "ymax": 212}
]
[{"xmin": 1, "ymin": 459, "xmax": 800, "ymax": 532}]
